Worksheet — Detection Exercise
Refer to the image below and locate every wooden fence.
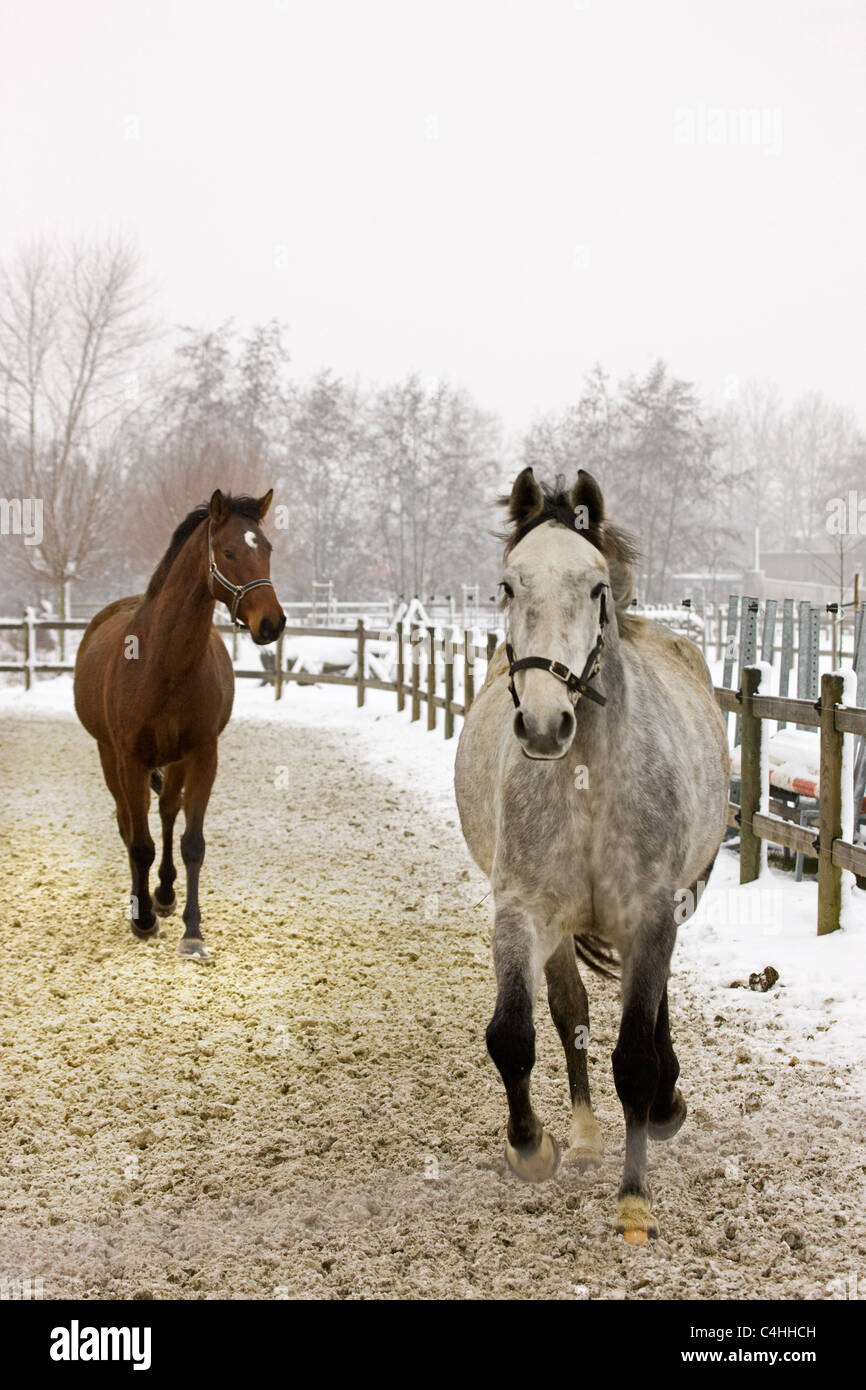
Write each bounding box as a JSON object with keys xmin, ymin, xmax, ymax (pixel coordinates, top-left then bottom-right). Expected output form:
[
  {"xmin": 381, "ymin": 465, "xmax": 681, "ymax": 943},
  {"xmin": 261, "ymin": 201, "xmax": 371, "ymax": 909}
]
[
  {"xmin": 719, "ymin": 669, "xmax": 866, "ymax": 932},
  {"xmin": 3, "ymin": 612, "xmax": 865, "ymax": 933}
]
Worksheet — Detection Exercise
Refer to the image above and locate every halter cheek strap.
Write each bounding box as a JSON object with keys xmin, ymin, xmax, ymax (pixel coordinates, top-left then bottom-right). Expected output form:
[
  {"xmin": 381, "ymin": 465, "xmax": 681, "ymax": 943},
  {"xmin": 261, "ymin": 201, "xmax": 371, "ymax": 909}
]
[
  {"xmin": 507, "ymin": 588, "xmax": 608, "ymax": 709},
  {"xmin": 207, "ymin": 520, "xmax": 275, "ymax": 626}
]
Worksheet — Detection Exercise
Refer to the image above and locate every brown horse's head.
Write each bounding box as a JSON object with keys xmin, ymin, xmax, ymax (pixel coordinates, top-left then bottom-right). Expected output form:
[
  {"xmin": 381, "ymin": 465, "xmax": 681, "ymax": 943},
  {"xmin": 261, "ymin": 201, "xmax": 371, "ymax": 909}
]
[{"xmin": 208, "ymin": 489, "xmax": 286, "ymax": 645}]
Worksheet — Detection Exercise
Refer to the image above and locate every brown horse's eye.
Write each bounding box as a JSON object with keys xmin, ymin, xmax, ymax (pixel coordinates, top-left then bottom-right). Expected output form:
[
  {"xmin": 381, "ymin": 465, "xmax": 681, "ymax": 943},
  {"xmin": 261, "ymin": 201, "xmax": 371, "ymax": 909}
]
[{"xmin": 223, "ymin": 549, "xmax": 235, "ymax": 560}]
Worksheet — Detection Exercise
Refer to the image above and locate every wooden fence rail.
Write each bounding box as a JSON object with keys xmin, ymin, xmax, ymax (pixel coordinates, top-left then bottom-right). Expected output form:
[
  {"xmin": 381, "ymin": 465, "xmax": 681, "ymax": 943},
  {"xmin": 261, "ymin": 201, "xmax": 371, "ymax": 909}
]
[{"xmin": 3, "ymin": 615, "xmax": 864, "ymax": 933}]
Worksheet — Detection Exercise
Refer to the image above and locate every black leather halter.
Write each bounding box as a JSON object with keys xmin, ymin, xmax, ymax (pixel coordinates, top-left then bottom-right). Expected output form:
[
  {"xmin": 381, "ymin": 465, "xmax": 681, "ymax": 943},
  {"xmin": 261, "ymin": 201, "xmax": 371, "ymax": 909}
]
[
  {"xmin": 207, "ymin": 520, "xmax": 275, "ymax": 626},
  {"xmin": 506, "ymin": 588, "xmax": 608, "ymax": 709}
]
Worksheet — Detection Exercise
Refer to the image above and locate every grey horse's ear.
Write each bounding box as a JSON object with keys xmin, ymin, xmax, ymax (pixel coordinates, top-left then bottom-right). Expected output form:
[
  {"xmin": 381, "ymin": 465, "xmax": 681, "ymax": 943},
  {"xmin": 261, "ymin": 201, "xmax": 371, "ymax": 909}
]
[
  {"xmin": 508, "ymin": 467, "xmax": 544, "ymax": 526},
  {"xmin": 568, "ymin": 470, "xmax": 605, "ymax": 531}
]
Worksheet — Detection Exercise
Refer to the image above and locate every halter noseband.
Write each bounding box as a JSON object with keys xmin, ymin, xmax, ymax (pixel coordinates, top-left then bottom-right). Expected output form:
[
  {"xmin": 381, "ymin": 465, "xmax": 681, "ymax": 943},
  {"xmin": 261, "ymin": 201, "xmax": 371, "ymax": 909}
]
[
  {"xmin": 506, "ymin": 587, "xmax": 608, "ymax": 709},
  {"xmin": 207, "ymin": 519, "xmax": 275, "ymax": 626}
]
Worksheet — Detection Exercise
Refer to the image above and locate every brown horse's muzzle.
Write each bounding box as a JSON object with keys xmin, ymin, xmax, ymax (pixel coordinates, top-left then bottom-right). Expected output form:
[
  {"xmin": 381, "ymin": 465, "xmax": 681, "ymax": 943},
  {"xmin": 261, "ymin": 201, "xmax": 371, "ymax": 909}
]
[{"xmin": 242, "ymin": 592, "xmax": 286, "ymax": 646}]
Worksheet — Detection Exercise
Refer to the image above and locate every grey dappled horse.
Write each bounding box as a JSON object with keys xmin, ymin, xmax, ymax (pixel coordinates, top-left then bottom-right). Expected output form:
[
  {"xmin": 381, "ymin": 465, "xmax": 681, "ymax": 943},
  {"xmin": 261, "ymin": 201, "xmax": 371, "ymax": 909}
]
[{"xmin": 454, "ymin": 468, "xmax": 728, "ymax": 1241}]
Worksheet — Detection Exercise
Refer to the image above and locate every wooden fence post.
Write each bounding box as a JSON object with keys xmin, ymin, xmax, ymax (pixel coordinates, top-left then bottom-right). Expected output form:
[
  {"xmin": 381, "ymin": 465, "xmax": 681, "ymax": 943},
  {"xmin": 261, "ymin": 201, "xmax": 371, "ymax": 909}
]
[
  {"xmin": 464, "ymin": 627, "xmax": 475, "ymax": 713},
  {"xmin": 274, "ymin": 630, "xmax": 284, "ymax": 701},
  {"xmin": 739, "ymin": 665, "xmax": 764, "ymax": 885},
  {"xmin": 396, "ymin": 620, "xmax": 405, "ymax": 712},
  {"xmin": 356, "ymin": 619, "xmax": 366, "ymax": 707},
  {"xmin": 23, "ymin": 607, "xmax": 35, "ymax": 691},
  {"xmin": 444, "ymin": 628, "xmax": 455, "ymax": 740},
  {"xmin": 410, "ymin": 626, "xmax": 420, "ymax": 722},
  {"xmin": 426, "ymin": 625, "xmax": 436, "ymax": 731},
  {"xmin": 817, "ymin": 672, "xmax": 845, "ymax": 936}
]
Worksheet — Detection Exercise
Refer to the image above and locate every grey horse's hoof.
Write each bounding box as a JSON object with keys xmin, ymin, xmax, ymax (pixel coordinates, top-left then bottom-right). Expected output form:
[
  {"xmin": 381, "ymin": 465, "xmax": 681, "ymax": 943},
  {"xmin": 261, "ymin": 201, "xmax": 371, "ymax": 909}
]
[
  {"xmin": 178, "ymin": 938, "xmax": 209, "ymax": 959},
  {"xmin": 153, "ymin": 891, "xmax": 177, "ymax": 918},
  {"xmin": 648, "ymin": 1089, "xmax": 687, "ymax": 1141}
]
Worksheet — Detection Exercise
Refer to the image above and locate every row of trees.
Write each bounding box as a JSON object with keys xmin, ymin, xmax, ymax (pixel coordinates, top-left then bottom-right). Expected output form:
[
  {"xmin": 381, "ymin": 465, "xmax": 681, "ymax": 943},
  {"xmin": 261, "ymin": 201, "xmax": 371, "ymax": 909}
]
[
  {"xmin": 1, "ymin": 236, "xmax": 863, "ymax": 615},
  {"xmin": 523, "ymin": 365, "xmax": 865, "ymax": 602}
]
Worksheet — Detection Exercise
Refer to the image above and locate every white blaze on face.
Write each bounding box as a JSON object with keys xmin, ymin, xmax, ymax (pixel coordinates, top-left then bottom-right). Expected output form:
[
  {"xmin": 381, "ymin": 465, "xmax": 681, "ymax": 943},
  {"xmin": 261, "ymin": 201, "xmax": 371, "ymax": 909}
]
[{"xmin": 244, "ymin": 530, "xmax": 258, "ymax": 549}]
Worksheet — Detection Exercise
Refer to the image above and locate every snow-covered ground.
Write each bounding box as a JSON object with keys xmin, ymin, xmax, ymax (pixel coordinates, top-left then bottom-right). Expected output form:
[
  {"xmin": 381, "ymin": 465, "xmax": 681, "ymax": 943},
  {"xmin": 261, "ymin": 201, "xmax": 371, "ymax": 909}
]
[{"xmin": 2, "ymin": 670, "xmax": 865, "ymax": 1098}]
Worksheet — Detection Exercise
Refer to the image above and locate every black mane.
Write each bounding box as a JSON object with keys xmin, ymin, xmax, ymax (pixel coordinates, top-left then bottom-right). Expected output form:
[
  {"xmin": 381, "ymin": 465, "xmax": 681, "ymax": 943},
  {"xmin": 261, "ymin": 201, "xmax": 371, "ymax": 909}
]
[
  {"xmin": 145, "ymin": 494, "xmax": 263, "ymax": 600},
  {"xmin": 499, "ymin": 474, "xmax": 639, "ymax": 570}
]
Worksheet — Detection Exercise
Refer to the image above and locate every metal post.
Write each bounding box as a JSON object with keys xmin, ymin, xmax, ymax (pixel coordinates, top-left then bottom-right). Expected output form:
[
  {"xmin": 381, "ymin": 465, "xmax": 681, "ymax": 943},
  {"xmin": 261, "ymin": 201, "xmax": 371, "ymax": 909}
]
[
  {"xmin": 761, "ymin": 599, "xmax": 777, "ymax": 665},
  {"xmin": 778, "ymin": 598, "xmax": 794, "ymax": 729},
  {"xmin": 722, "ymin": 595, "xmax": 739, "ymax": 690},
  {"xmin": 735, "ymin": 597, "xmax": 759, "ymax": 746}
]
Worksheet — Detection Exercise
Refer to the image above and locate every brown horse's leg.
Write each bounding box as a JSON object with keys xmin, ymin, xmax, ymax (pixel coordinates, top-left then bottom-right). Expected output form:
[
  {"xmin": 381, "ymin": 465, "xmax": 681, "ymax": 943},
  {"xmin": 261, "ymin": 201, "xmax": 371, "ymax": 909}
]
[
  {"xmin": 178, "ymin": 742, "xmax": 218, "ymax": 958},
  {"xmin": 486, "ymin": 899, "xmax": 560, "ymax": 1182},
  {"xmin": 116, "ymin": 756, "xmax": 158, "ymax": 939},
  {"xmin": 154, "ymin": 763, "xmax": 184, "ymax": 915},
  {"xmin": 97, "ymin": 742, "xmax": 138, "ymax": 927},
  {"xmin": 545, "ymin": 938, "xmax": 603, "ymax": 1170},
  {"xmin": 611, "ymin": 900, "xmax": 675, "ymax": 1242},
  {"xmin": 97, "ymin": 742, "xmax": 130, "ymax": 844}
]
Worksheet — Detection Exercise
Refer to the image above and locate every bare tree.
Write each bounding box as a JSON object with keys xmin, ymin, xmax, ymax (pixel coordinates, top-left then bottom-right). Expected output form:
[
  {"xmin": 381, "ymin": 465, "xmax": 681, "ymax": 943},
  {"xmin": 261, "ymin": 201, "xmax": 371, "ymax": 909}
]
[{"xmin": 0, "ymin": 235, "xmax": 154, "ymax": 622}]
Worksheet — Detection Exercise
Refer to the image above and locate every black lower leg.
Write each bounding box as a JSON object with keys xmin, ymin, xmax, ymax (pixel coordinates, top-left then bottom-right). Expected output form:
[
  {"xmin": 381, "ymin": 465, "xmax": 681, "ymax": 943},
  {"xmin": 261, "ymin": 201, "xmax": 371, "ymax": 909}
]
[
  {"xmin": 180, "ymin": 826, "xmax": 205, "ymax": 943},
  {"xmin": 486, "ymin": 972, "xmax": 542, "ymax": 1153}
]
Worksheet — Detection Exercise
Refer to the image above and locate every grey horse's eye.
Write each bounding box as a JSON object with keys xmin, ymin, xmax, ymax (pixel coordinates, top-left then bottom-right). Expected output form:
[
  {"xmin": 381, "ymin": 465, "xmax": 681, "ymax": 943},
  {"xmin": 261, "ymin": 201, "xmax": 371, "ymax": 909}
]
[
  {"xmin": 590, "ymin": 582, "xmax": 605, "ymax": 600},
  {"xmin": 500, "ymin": 581, "xmax": 514, "ymax": 600}
]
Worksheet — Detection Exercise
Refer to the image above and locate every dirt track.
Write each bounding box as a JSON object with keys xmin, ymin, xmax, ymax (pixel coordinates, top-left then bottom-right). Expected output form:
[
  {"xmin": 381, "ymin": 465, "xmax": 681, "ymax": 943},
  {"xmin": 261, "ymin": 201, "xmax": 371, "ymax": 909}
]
[{"xmin": 0, "ymin": 702, "xmax": 864, "ymax": 1300}]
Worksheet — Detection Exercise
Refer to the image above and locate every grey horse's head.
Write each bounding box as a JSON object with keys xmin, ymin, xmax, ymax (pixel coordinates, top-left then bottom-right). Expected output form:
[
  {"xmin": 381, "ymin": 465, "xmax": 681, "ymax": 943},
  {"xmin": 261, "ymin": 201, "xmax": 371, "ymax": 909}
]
[{"xmin": 500, "ymin": 468, "xmax": 635, "ymax": 760}]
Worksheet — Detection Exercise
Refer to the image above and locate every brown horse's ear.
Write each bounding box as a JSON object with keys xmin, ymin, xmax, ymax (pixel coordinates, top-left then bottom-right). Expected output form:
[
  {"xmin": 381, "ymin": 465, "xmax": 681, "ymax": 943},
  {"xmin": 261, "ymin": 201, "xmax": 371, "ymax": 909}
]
[
  {"xmin": 568, "ymin": 470, "xmax": 605, "ymax": 533},
  {"xmin": 209, "ymin": 489, "xmax": 229, "ymax": 525},
  {"xmin": 256, "ymin": 488, "xmax": 274, "ymax": 520},
  {"xmin": 508, "ymin": 467, "xmax": 544, "ymax": 527}
]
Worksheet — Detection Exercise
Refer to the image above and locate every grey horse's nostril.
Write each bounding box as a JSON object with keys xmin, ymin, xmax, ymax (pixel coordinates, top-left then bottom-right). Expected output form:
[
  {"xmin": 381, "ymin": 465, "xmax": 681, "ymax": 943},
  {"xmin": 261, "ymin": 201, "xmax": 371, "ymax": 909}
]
[
  {"xmin": 513, "ymin": 711, "xmax": 529, "ymax": 743},
  {"xmin": 558, "ymin": 709, "xmax": 575, "ymax": 744}
]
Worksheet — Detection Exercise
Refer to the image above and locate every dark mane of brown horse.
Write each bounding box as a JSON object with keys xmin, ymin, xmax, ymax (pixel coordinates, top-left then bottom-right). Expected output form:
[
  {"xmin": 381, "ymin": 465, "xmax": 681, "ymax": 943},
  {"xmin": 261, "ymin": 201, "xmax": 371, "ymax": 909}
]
[{"xmin": 144, "ymin": 494, "xmax": 268, "ymax": 601}]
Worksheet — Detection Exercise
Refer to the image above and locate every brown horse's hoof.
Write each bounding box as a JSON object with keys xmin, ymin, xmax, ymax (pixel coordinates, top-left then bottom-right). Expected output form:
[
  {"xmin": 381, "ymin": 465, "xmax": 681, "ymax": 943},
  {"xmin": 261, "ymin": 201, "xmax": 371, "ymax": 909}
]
[
  {"xmin": 505, "ymin": 1131, "xmax": 561, "ymax": 1183},
  {"xmin": 153, "ymin": 891, "xmax": 177, "ymax": 918},
  {"xmin": 178, "ymin": 938, "xmax": 209, "ymax": 959},
  {"xmin": 130, "ymin": 920, "xmax": 159, "ymax": 940},
  {"xmin": 649, "ymin": 1088, "xmax": 687, "ymax": 1141}
]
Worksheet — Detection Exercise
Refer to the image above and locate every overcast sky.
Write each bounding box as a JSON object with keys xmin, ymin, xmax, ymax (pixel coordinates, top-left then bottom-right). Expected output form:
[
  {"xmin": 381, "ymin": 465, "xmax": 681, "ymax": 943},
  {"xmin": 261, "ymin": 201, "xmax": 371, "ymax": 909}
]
[{"xmin": 2, "ymin": 0, "xmax": 863, "ymax": 434}]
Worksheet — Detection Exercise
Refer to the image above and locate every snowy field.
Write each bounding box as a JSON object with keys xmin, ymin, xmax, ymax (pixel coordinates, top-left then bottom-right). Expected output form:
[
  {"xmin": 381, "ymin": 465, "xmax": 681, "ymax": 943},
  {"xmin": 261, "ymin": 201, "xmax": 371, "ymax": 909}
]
[
  {"xmin": 1, "ymin": 670, "xmax": 865, "ymax": 1299},
  {"xmin": 3, "ymin": 671, "xmax": 864, "ymax": 1093}
]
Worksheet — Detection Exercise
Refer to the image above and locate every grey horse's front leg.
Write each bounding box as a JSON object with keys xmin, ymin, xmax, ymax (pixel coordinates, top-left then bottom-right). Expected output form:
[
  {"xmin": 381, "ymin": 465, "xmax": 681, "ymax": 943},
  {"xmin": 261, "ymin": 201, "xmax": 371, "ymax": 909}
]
[
  {"xmin": 545, "ymin": 938, "xmax": 604, "ymax": 1169},
  {"xmin": 611, "ymin": 899, "xmax": 677, "ymax": 1241},
  {"xmin": 486, "ymin": 898, "xmax": 561, "ymax": 1182}
]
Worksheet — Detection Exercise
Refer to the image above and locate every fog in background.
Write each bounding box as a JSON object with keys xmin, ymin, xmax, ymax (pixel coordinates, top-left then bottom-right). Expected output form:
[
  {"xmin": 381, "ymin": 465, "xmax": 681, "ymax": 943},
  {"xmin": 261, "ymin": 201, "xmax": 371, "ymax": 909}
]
[{"xmin": 1, "ymin": 0, "xmax": 864, "ymax": 612}]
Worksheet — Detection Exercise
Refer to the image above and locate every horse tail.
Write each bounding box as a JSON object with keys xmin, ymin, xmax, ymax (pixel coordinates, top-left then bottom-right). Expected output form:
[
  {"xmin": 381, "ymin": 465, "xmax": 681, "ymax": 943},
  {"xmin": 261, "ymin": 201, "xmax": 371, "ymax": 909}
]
[
  {"xmin": 573, "ymin": 933, "xmax": 621, "ymax": 980},
  {"xmin": 150, "ymin": 768, "xmax": 165, "ymax": 795}
]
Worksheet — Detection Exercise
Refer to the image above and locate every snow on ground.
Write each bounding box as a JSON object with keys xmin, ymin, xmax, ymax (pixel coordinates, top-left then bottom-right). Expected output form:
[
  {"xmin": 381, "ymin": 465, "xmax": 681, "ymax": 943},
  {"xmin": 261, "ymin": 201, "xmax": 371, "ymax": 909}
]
[{"xmin": 3, "ymin": 672, "xmax": 865, "ymax": 1094}]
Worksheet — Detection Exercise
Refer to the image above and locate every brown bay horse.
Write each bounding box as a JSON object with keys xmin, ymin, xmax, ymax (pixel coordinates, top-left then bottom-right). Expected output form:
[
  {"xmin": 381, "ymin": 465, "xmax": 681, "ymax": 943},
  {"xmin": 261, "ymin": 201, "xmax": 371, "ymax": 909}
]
[{"xmin": 74, "ymin": 489, "xmax": 285, "ymax": 956}]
